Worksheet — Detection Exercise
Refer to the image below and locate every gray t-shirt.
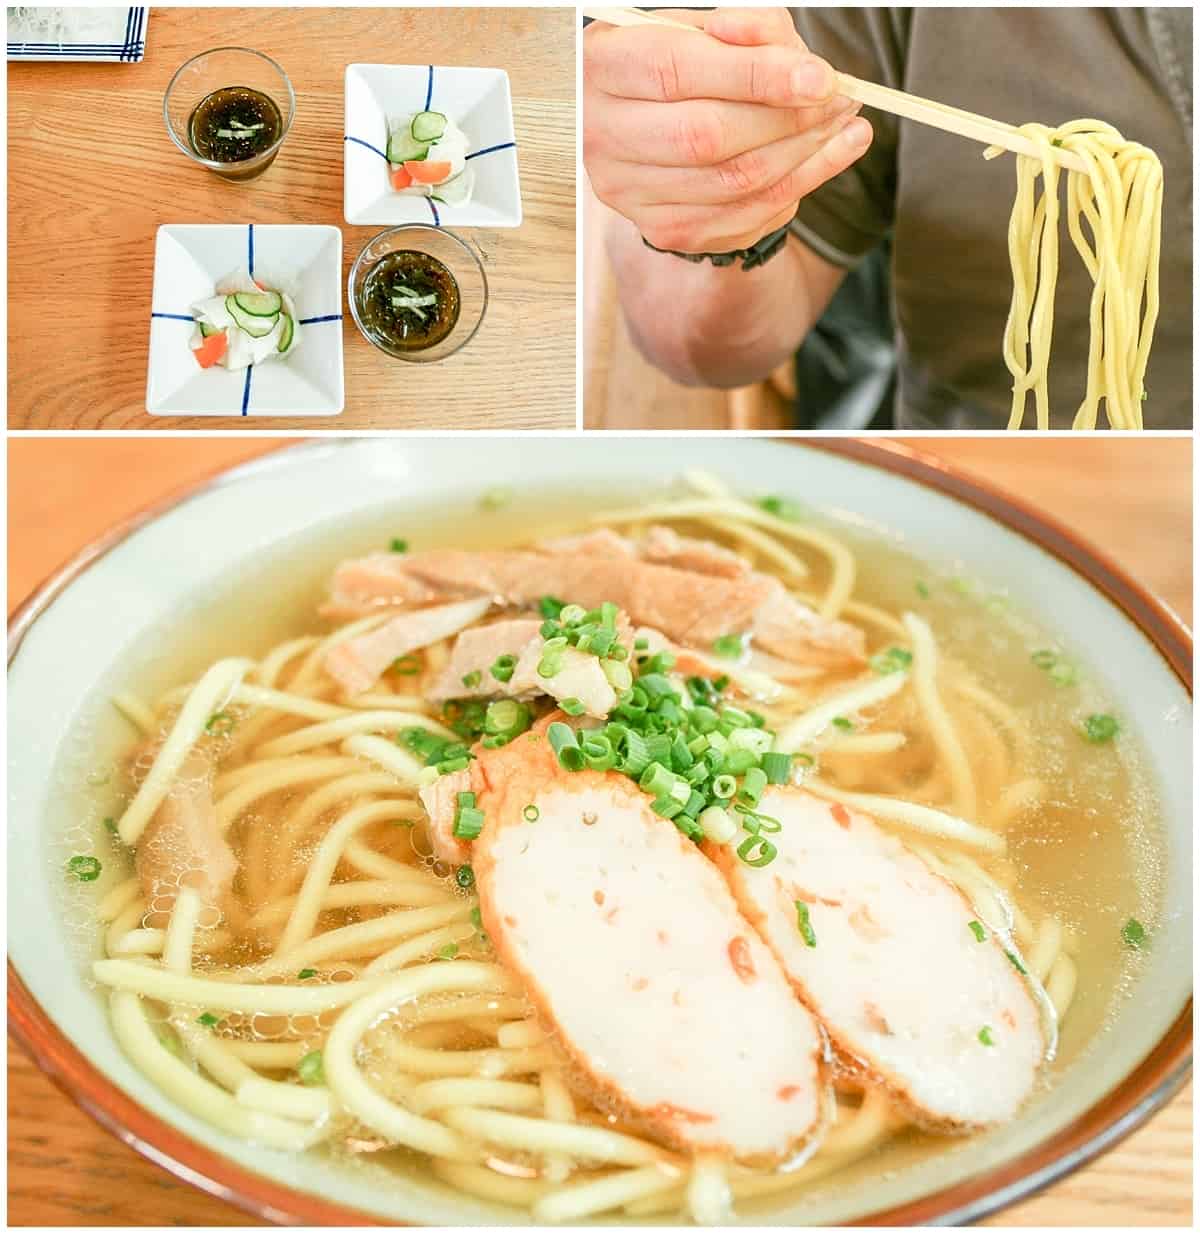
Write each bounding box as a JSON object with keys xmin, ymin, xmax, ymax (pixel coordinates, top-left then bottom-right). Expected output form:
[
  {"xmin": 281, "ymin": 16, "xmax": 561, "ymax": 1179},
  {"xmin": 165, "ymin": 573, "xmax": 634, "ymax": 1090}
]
[{"xmin": 790, "ymin": 7, "xmax": 1192, "ymax": 429}]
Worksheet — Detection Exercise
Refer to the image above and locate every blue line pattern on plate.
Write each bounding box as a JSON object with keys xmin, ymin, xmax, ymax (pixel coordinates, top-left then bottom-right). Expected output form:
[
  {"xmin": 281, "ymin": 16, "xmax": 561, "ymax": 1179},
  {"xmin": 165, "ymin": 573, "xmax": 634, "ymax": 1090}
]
[
  {"xmin": 424, "ymin": 64, "xmax": 434, "ymax": 111},
  {"xmin": 426, "ymin": 198, "xmax": 440, "ymax": 226},
  {"xmin": 241, "ymin": 366, "xmax": 253, "ymax": 416},
  {"xmin": 248, "ymin": 223, "xmax": 255, "ymax": 278},
  {"xmin": 344, "ymin": 135, "xmax": 389, "ymax": 161},
  {"xmin": 299, "ymin": 314, "xmax": 343, "ymax": 325},
  {"xmin": 151, "ymin": 312, "xmax": 195, "ymax": 322},
  {"xmin": 465, "ymin": 142, "xmax": 517, "ymax": 161}
]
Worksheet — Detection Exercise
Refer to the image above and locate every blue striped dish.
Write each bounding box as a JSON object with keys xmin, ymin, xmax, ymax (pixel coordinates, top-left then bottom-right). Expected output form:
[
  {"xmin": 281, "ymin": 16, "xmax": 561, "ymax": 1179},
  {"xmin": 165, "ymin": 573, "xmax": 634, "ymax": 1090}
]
[{"xmin": 7, "ymin": 7, "xmax": 147, "ymax": 62}]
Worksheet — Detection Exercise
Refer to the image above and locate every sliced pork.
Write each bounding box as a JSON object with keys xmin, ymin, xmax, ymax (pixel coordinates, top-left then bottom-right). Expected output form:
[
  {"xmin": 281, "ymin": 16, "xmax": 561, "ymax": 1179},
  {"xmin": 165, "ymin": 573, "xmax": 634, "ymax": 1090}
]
[
  {"xmin": 135, "ymin": 750, "xmax": 237, "ymax": 912},
  {"xmin": 321, "ymin": 549, "xmax": 864, "ymax": 670},
  {"xmin": 418, "ymin": 768, "xmax": 474, "ymax": 867},
  {"xmin": 426, "ymin": 619, "xmax": 544, "ymax": 701},
  {"xmin": 713, "ymin": 788, "xmax": 1045, "ymax": 1129},
  {"xmin": 324, "ymin": 598, "xmax": 492, "ymax": 696},
  {"xmin": 470, "ymin": 733, "xmax": 827, "ymax": 1163},
  {"xmin": 541, "ymin": 525, "xmax": 749, "ymax": 579}
]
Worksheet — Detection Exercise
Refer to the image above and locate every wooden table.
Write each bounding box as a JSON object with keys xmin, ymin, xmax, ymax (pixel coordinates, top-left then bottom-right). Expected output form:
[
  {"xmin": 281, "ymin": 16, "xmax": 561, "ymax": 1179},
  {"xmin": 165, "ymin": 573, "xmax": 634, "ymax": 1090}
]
[
  {"xmin": 7, "ymin": 7, "xmax": 575, "ymax": 430},
  {"xmin": 7, "ymin": 437, "xmax": 1191, "ymax": 1226}
]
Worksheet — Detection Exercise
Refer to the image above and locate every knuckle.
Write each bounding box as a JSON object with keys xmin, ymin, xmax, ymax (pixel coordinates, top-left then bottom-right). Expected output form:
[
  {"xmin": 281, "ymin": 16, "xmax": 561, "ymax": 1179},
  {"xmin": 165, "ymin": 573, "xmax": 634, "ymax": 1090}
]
[
  {"xmin": 644, "ymin": 44, "xmax": 686, "ymax": 102},
  {"xmin": 758, "ymin": 166, "xmax": 804, "ymax": 207},
  {"xmin": 714, "ymin": 148, "xmax": 770, "ymax": 198},
  {"xmin": 643, "ymin": 218, "xmax": 695, "ymax": 253},
  {"xmin": 673, "ymin": 110, "xmax": 724, "ymax": 165}
]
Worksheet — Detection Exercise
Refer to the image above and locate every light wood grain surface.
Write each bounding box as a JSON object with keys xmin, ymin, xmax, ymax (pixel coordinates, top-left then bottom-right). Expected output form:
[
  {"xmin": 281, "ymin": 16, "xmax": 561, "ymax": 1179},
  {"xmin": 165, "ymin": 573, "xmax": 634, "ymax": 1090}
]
[
  {"xmin": 7, "ymin": 7, "xmax": 575, "ymax": 430},
  {"xmin": 6, "ymin": 437, "xmax": 1191, "ymax": 1226}
]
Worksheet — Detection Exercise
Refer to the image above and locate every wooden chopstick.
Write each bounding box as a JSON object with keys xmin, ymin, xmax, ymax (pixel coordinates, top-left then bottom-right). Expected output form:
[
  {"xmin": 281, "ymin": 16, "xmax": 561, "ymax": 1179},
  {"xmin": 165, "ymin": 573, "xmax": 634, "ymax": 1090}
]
[{"xmin": 582, "ymin": 7, "xmax": 1088, "ymax": 174}]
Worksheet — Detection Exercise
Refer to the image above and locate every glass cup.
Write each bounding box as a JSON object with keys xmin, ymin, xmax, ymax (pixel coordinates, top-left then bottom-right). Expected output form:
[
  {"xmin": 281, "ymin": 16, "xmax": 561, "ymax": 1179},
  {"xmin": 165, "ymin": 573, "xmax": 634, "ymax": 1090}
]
[
  {"xmin": 163, "ymin": 47, "xmax": 295, "ymax": 182},
  {"xmin": 348, "ymin": 225, "xmax": 489, "ymax": 362}
]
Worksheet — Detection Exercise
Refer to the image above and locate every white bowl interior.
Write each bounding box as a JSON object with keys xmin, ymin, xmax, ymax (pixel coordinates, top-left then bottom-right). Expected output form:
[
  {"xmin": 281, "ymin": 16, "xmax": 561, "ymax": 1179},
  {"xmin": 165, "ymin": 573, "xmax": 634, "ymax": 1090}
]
[
  {"xmin": 7, "ymin": 440, "xmax": 1191, "ymax": 1224},
  {"xmin": 344, "ymin": 63, "xmax": 521, "ymax": 228},
  {"xmin": 146, "ymin": 225, "xmax": 344, "ymax": 416}
]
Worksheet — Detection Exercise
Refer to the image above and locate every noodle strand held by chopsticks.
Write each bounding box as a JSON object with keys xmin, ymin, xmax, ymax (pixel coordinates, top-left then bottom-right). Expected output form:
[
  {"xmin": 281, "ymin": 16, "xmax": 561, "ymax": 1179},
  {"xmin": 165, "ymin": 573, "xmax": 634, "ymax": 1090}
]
[{"xmin": 990, "ymin": 119, "xmax": 1163, "ymax": 431}]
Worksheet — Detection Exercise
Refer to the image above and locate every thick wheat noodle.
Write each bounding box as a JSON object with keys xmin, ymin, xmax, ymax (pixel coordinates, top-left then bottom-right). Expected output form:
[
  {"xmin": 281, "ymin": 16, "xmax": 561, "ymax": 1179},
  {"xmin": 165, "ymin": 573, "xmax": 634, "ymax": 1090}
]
[
  {"xmin": 289, "ymin": 613, "xmax": 392, "ymax": 689},
  {"xmin": 250, "ymin": 878, "xmax": 453, "ymax": 931},
  {"xmin": 407, "ymin": 1077, "xmax": 545, "ymax": 1115},
  {"xmin": 96, "ymin": 876, "xmax": 142, "ymax": 922},
  {"xmin": 274, "ymin": 799, "xmax": 431, "ymax": 954},
  {"xmin": 989, "ymin": 120, "xmax": 1162, "ymax": 430},
  {"xmin": 903, "ymin": 614, "xmax": 977, "ymax": 818},
  {"xmin": 105, "ymin": 899, "xmax": 148, "ymax": 954},
  {"xmin": 117, "ymin": 658, "xmax": 253, "ymax": 844},
  {"xmin": 256, "ymin": 710, "xmax": 457, "ymax": 759},
  {"xmin": 213, "ymin": 756, "xmax": 367, "ymax": 828},
  {"xmin": 775, "ymin": 671, "xmax": 909, "ymax": 752},
  {"xmin": 111, "ymin": 692, "xmax": 157, "ymax": 734}
]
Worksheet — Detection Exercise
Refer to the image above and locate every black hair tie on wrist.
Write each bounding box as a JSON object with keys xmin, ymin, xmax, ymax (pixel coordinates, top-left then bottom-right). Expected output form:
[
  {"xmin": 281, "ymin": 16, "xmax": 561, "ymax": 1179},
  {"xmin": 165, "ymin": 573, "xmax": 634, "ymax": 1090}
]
[{"xmin": 641, "ymin": 222, "xmax": 792, "ymax": 271}]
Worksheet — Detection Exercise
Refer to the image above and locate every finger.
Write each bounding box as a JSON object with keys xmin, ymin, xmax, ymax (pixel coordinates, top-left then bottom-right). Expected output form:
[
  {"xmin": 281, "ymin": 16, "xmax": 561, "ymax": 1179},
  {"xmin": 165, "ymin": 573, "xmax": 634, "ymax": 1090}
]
[
  {"xmin": 607, "ymin": 107, "xmax": 864, "ymax": 209},
  {"xmin": 702, "ymin": 7, "xmax": 803, "ymax": 50},
  {"xmin": 585, "ymin": 91, "xmax": 860, "ymax": 169},
  {"xmin": 584, "ymin": 25, "xmax": 835, "ymax": 107},
  {"xmin": 634, "ymin": 118, "xmax": 873, "ymax": 253}
]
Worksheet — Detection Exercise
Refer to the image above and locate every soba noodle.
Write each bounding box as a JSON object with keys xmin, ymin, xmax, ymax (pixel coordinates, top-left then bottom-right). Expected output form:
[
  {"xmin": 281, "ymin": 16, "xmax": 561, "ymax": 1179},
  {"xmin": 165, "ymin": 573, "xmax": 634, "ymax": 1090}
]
[
  {"xmin": 990, "ymin": 119, "xmax": 1163, "ymax": 431},
  {"xmin": 83, "ymin": 478, "xmax": 1088, "ymax": 1224}
]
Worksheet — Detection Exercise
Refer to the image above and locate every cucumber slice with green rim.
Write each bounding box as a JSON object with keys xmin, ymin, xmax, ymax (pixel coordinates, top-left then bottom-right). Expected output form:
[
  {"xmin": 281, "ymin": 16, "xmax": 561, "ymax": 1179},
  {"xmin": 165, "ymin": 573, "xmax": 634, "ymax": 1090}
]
[
  {"xmin": 387, "ymin": 126, "xmax": 429, "ymax": 164},
  {"xmin": 411, "ymin": 111, "xmax": 447, "ymax": 142},
  {"xmin": 277, "ymin": 314, "xmax": 294, "ymax": 353},
  {"xmin": 198, "ymin": 322, "xmax": 220, "ymax": 338},
  {"xmin": 233, "ymin": 290, "xmax": 283, "ymax": 317},
  {"xmin": 225, "ymin": 295, "xmax": 278, "ymax": 338}
]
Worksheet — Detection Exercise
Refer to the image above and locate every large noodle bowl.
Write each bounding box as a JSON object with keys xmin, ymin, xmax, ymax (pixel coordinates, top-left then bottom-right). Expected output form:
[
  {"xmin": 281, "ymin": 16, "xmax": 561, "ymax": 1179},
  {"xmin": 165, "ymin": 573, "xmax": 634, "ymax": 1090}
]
[{"xmin": 61, "ymin": 472, "xmax": 1161, "ymax": 1223}]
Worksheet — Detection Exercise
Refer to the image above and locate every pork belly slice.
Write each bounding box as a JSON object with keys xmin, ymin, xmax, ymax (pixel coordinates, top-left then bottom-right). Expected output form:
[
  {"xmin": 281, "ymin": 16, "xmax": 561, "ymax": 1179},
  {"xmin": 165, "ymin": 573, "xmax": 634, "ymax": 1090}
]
[
  {"xmin": 321, "ymin": 549, "xmax": 864, "ymax": 670},
  {"xmin": 471, "ymin": 734, "xmax": 826, "ymax": 1163},
  {"xmin": 426, "ymin": 619, "xmax": 544, "ymax": 702},
  {"xmin": 542, "ymin": 524, "xmax": 749, "ymax": 580},
  {"xmin": 324, "ymin": 597, "xmax": 492, "ymax": 696},
  {"xmin": 418, "ymin": 768, "xmax": 474, "ymax": 867},
  {"xmin": 713, "ymin": 788, "xmax": 1045, "ymax": 1129},
  {"xmin": 135, "ymin": 750, "xmax": 237, "ymax": 913}
]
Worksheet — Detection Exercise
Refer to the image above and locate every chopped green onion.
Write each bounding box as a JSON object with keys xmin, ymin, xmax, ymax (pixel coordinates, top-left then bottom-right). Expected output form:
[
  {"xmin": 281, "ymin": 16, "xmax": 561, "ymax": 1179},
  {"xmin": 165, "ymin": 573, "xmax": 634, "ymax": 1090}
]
[
  {"xmin": 581, "ymin": 733, "xmax": 617, "ymax": 771},
  {"xmin": 831, "ymin": 716, "xmax": 853, "ymax": 732},
  {"xmin": 698, "ymin": 804, "xmax": 736, "ymax": 844},
  {"xmin": 1006, "ymin": 950, "xmax": 1028, "ymax": 976},
  {"xmin": 640, "ymin": 762, "xmax": 678, "ymax": 799},
  {"xmin": 915, "ymin": 580, "xmax": 930, "ymax": 598},
  {"xmin": 453, "ymin": 791, "xmax": 484, "ymax": 840},
  {"xmin": 297, "ymin": 968, "xmax": 317, "ymax": 980},
  {"xmin": 978, "ymin": 1025, "xmax": 996, "ymax": 1046},
  {"xmin": 634, "ymin": 636, "xmax": 649, "ymax": 651},
  {"xmin": 794, "ymin": 901, "xmax": 817, "ymax": 948},
  {"xmin": 712, "ymin": 633, "xmax": 744, "ymax": 660},
  {"xmin": 1082, "ymin": 714, "xmax": 1120, "ymax": 743},
  {"xmin": 761, "ymin": 752, "xmax": 792, "ymax": 785},
  {"xmin": 652, "ymin": 796, "xmax": 683, "ymax": 820},
  {"xmin": 437, "ymin": 943, "xmax": 460, "ymax": 960},
  {"xmin": 197, "ymin": 1012, "xmax": 220, "ymax": 1028},
  {"xmin": 484, "ymin": 699, "xmax": 531, "ymax": 741},
  {"xmin": 389, "ymin": 538, "xmax": 408, "ymax": 553},
  {"xmin": 436, "ymin": 755, "xmax": 471, "ymax": 773},
  {"xmin": 205, "ymin": 711, "xmax": 234, "ymax": 736},
  {"xmin": 298, "ymin": 1050, "xmax": 325, "ymax": 1086},
  {"xmin": 559, "ymin": 697, "xmax": 586, "ymax": 717},
  {"xmin": 738, "ymin": 766, "xmax": 768, "ymax": 808},
  {"xmin": 1121, "ymin": 917, "xmax": 1146, "ymax": 949},
  {"xmin": 869, "ymin": 647, "xmax": 913, "ymax": 676},
  {"xmin": 455, "ymin": 864, "xmax": 475, "ymax": 889},
  {"xmin": 66, "ymin": 854, "xmax": 102, "ymax": 882},
  {"xmin": 736, "ymin": 834, "xmax": 777, "ymax": 868},
  {"xmin": 967, "ymin": 920, "xmax": 986, "ymax": 942},
  {"xmin": 602, "ymin": 658, "xmax": 633, "ymax": 691},
  {"xmin": 489, "ymin": 654, "xmax": 517, "ymax": 683},
  {"xmin": 538, "ymin": 596, "xmax": 565, "ymax": 619},
  {"xmin": 392, "ymin": 653, "xmax": 421, "ymax": 676},
  {"xmin": 547, "ymin": 722, "xmax": 584, "ymax": 770},
  {"xmin": 461, "ymin": 669, "xmax": 482, "ymax": 689},
  {"xmin": 1031, "ymin": 649, "xmax": 1077, "ymax": 686},
  {"xmin": 480, "ymin": 487, "xmax": 512, "ymax": 510},
  {"xmin": 470, "ymin": 907, "xmax": 483, "ymax": 928},
  {"xmin": 102, "ymin": 817, "xmax": 117, "ymax": 835},
  {"xmin": 559, "ymin": 603, "xmax": 587, "ymax": 626},
  {"xmin": 523, "ymin": 804, "xmax": 540, "ymax": 823},
  {"xmin": 711, "ymin": 773, "xmax": 737, "ymax": 800},
  {"xmin": 759, "ymin": 495, "xmax": 804, "ymax": 522}
]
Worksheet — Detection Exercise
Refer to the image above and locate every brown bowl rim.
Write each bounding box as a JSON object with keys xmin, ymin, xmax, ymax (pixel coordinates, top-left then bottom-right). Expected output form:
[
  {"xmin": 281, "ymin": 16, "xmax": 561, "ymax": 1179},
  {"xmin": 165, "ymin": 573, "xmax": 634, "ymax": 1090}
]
[{"xmin": 7, "ymin": 436, "xmax": 1193, "ymax": 1227}]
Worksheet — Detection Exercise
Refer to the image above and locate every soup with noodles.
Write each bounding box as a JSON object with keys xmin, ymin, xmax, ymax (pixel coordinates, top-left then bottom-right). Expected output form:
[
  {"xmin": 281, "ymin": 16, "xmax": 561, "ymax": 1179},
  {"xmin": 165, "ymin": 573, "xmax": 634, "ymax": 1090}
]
[{"xmin": 56, "ymin": 473, "xmax": 1162, "ymax": 1223}]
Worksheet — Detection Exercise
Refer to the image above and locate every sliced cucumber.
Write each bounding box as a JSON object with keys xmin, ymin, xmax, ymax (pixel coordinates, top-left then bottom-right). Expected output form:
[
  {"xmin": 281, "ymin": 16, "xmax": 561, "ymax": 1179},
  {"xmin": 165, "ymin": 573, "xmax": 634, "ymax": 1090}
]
[
  {"xmin": 387, "ymin": 125, "xmax": 429, "ymax": 164},
  {"xmin": 278, "ymin": 313, "xmax": 294, "ymax": 354},
  {"xmin": 431, "ymin": 167, "xmax": 473, "ymax": 207},
  {"xmin": 225, "ymin": 295, "xmax": 278, "ymax": 338},
  {"xmin": 411, "ymin": 111, "xmax": 447, "ymax": 143},
  {"xmin": 233, "ymin": 290, "xmax": 283, "ymax": 317},
  {"xmin": 199, "ymin": 322, "xmax": 220, "ymax": 338}
]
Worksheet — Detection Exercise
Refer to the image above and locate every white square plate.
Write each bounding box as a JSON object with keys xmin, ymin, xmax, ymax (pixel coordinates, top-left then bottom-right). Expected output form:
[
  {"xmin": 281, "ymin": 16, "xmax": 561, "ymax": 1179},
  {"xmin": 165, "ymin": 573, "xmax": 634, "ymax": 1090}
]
[
  {"xmin": 7, "ymin": 6, "xmax": 147, "ymax": 61},
  {"xmin": 344, "ymin": 63, "xmax": 521, "ymax": 228},
  {"xmin": 146, "ymin": 224, "xmax": 345, "ymax": 417}
]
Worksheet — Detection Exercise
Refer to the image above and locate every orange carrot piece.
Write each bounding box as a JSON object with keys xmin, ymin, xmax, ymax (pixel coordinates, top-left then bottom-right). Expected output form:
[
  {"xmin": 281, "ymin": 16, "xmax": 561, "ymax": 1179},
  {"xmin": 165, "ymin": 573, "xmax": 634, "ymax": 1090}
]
[{"xmin": 193, "ymin": 330, "xmax": 228, "ymax": 369}]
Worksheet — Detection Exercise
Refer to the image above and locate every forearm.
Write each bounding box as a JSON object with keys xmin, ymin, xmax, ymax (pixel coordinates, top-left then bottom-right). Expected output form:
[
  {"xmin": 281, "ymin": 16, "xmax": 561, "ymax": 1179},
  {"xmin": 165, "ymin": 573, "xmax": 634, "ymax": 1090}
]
[{"xmin": 606, "ymin": 212, "xmax": 841, "ymax": 388}]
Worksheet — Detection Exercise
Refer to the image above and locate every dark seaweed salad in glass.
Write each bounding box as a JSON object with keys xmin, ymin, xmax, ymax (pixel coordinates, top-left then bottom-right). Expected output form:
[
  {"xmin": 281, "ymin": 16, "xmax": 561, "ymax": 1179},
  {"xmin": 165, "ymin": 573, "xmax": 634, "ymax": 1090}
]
[
  {"xmin": 189, "ymin": 85, "xmax": 283, "ymax": 165},
  {"xmin": 359, "ymin": 250, "xmax": 461, "ymax": 351}
]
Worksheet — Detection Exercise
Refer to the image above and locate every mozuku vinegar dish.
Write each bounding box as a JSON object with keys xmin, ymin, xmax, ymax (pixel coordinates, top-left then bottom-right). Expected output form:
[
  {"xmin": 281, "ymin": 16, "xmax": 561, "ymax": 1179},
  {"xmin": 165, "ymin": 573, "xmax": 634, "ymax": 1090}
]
[{"xmin": 58, "ymin": 473, "xmax": 1162, "ymax": 1224}]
